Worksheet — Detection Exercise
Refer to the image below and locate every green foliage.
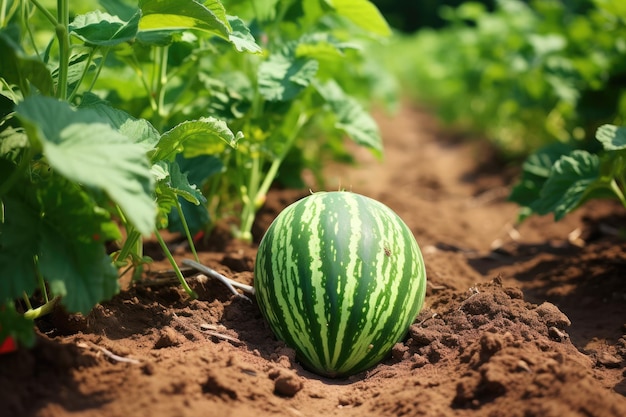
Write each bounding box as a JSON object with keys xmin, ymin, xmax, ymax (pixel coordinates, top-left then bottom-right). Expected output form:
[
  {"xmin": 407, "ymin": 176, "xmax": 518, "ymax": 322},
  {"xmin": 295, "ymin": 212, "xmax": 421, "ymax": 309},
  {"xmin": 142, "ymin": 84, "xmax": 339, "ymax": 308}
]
[
  {"xmin": 0, "ymin": 0, "xmax": 253, "ymax": 347},
  {"xmin": 510, "ymin": 125, "xmax": 626, "ymax": 220},
  {"xmin": 147, "ymin": 0, "xmax": 396, "ymax": 241},
  {"xmin": 384, "ymin": 0, "xmax": 626, "ymax": 156},
  {"xmin": 0, "ymin": 0, "xmax": 394, "ymax": 348}
]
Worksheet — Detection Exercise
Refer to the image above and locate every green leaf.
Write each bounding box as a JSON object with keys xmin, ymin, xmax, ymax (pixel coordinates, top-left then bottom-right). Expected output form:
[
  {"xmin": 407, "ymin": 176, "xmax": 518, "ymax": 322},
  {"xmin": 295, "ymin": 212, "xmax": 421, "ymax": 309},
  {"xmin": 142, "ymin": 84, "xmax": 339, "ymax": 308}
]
[
  {"xmin": 596, "ymin": 124, "xmax": 626, "ymax": 151},
  {"xmin": 295, "ymin": 33, "xmax": 359, "ymax": 61},
  {"xmin": 315, "ymin": 80, "xmax": 383, "ymax": 156},
  {"xmin": 15, "ymin": 97, "xmax": 156, "ymax": 236},
  {"xmin": 0, "ymin": 30, "xmax": 53, "ymax": 95},
  {"xmin": 153, "ymin": 160, "xmax": 205, "ymax": 206},
  {"xmin": 39, "ymin": 232, "xmax": 118, "ymax": 314},
  {"xmin": 166, "ymin": 154, "xmax": 222, "ymax": 234},
  {"xmin": 153, "ymin": 160, "xmax": 205, "ymax": 229},
  {"xmin": 0, "ymin": 127, "xmax": 29, "ymax": 156},
  {"xmin": 532, "ymin": 150, "xmax": 601, "ymax": 220},
  {"xmin": 64, "ymin": 49, "xmax": 96, "ymax": 88},
  {"xmin": 0, "ymin": 175, "xmax": 122, "ymax": 310},
  {"xmin": 0, "ymin": 194, "xmax": 40, "ymax": 301},
  {"xmin": 136, "ymin": 29, "xmax": 180, "ymax": 46},
  {"xmin": 80, "ymin": 94, "xmax": 161, "ymax": 151},
  {"xmin": 69, "ymin": 10, "xmax": 140, "ymax": 46},
  {"xmin": 139, "ymin": 0, "xmax": 230, "ymax": 39},
  {"xmin": 509, "ymin": 142, "xmax": 574, "ymax": 214},
  {"xmin": 326, "ymin": 0, "xmax": 391, "ymax": 37},
  {"xmin": 151, "ymin": 117, "xmax": 241, "ymax": 162},
  {"xmin": 258, "ymin": 48, "xmax": 319, "ymax": 101},
  {"xmin": 37, "ymin": 180, "xmax": 120, "ymax": 313},
  {"xmin": 0, "ymin": 302, "xmax": 36, "ymax": 348},
  {"xmin": 227, "ymin": 15, "xmax": 262, "ymax": 53}
]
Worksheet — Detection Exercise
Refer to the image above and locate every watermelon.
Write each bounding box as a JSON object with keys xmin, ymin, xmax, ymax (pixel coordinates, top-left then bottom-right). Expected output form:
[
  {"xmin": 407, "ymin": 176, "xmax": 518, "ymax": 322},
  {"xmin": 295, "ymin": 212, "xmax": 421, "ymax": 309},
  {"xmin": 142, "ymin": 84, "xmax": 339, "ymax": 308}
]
[{"xmin": 254, "ymin": 191, "xmax": 427, "ymax": 377}]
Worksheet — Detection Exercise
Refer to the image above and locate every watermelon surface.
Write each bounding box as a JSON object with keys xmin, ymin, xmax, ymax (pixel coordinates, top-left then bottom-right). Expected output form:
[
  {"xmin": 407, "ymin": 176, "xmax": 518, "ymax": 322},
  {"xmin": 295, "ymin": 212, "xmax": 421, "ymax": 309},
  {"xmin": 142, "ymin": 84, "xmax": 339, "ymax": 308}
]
[{"xmin": 254, "ymin": 191, "xmax": 427, "ymax": 377}]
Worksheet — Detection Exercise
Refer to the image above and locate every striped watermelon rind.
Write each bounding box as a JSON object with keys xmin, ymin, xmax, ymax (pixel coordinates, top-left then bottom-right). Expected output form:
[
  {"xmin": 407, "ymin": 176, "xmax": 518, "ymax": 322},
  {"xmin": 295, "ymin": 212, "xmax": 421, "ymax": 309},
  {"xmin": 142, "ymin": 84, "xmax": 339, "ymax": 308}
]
[{"xmin": 254, "ymin": 191, "xmax": 427, "ymax": 377}]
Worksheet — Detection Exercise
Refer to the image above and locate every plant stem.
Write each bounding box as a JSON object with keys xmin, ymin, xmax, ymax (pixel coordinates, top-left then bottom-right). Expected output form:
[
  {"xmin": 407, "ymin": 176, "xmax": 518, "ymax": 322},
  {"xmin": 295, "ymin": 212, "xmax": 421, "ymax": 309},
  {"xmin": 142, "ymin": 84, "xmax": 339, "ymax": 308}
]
[
  {"xmin": 1, "ymin": 0, "xmax": 6, "ymax": 26},
  {"xmin": 238, "ymin": 151, "xmax": 261, "ymax": 241},
  {"xmin": 23, "ymin": 296, "xmax": 61, "ymax": 320},
  {"xmin": 238, "ymin": 112, "xmax": 309, "ymax": 241},
  {"xmin": 21, "ymin": 292, "xmax": 33, "ymax": 310},
  {"xmin": 115, "ymin": 228, "xmax": 142, "ymax": 267},
  {"xmin": 82, "ymin": 47, "xmax": 110, "ymax": 96},
  {"xmin": 154, "ymin": 229, "xmax": 198, "ymax": 299},
  {"xmin": 128, "ymin": 54, "xmax": 158, "ymax": 111},
  {"xmin": 68, "ymin": 46, "xmax": 106, "ymax": 102},
  {"xmin": 610, "ymin": 178, "xmax": 626, "ymax": 208},
  {"xmin": 34, "ymin": 257, "xmax": 49, "ymax": 303},
  {"xmin": 175, "ymin": 198, "xmax": 200, "ymax": 262},
  {"xmin": 54, "ymin": 0, "xmax": 70, "ymax": 99}
]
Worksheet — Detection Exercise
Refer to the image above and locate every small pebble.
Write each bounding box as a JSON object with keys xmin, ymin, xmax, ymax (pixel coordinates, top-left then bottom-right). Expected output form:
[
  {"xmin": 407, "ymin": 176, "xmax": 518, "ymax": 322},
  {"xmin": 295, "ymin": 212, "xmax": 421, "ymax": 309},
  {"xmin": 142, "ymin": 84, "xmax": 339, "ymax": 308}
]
[
  {"xmin": 273, "ymin": 370, "xmax": 303, "ymax": 397},
  {"xmin": 154, "ymin": 326, "xmax": 183, "ymax": 349},
  {"xmin": 548, "ymin": 326, "xmax": 568, "ymax": 342},
  {"xmin": 596, "ymin": 351, "xmax": 622, "ymax": 368}
]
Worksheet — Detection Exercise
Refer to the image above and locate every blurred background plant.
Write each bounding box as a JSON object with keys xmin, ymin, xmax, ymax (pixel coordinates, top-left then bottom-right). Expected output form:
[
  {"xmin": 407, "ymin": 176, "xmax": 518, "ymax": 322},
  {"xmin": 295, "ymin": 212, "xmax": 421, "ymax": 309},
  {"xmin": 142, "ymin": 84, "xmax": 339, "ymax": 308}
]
[
  {"xmin": 376, "ymin": 0, "xmax": 626, "ymax": 157},
  {"xmin": 373, "ymin": 0, "xmax": 626, "ymax": 221}
]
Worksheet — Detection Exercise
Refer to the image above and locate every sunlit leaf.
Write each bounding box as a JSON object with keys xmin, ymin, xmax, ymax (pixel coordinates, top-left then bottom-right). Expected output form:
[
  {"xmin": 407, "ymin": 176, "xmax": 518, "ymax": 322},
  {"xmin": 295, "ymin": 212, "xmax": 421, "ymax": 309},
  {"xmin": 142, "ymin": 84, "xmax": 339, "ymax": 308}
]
[
  {"xmin": 151, "ymin": 117, "xmax": 240, "ymax": 162},
  {"xmin": 258, "ymin": 48, "xmax": 319, "ymax": 101},
  {"xmin": 139, "ymin": 0, "xmax": 230, "ymax": 39},
  {"xmin": 325, "ymin": 0, "xmax": 391, "ymax": 37}
]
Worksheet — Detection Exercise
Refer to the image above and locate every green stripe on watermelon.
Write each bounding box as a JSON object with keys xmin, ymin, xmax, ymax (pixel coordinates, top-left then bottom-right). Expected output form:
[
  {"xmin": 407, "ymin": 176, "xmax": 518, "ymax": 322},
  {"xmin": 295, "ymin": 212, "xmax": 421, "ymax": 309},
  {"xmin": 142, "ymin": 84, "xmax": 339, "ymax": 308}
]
[{"xmin": 254, "ymin": 191, "xmax": 427, "ymax": 377}]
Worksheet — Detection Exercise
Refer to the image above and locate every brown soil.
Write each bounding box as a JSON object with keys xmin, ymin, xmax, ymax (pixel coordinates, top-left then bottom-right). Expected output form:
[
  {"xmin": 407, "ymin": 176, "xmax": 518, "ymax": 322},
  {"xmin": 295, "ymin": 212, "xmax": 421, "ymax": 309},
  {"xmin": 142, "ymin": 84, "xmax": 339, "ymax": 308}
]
[{"xmin": 2, "ymin": 105, "xmax": 626, "ymax": 417}]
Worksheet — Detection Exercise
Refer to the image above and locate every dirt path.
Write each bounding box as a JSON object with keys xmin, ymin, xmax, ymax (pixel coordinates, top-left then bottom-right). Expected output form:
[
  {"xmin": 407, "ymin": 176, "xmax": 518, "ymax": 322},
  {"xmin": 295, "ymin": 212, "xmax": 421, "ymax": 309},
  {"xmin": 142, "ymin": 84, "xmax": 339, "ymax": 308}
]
[{"xmin": 1, "ymin": 105, "xmax": 625, "ymax": 417}]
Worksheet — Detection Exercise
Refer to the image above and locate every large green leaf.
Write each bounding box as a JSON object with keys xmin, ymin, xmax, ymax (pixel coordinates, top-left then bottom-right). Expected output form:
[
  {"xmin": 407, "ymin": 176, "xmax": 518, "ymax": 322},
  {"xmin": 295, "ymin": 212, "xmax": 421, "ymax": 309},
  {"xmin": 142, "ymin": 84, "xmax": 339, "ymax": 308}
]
[
  {"xmin": 69, "ymin": 10, "xmax": 140, "ymax": 46},
  {"xmin": 325, "ymin": 0, "xmax": 391, "ymax": 37},
  {"xmin": 532, "ymin": 150, "xmax": 600, "ymax": 220},
  {"xmin": 258, "ymin": 48, "xmax": 319, "ymax": 102},
  {"xmin": 139, "ymin": 0, "xmax": 230, "ymax": 39},
  {"xmin": 37, "ymin": 179, "xmax": 120, "ymax": 313},
  {"xmin": 0, "ymin": 177, "xmax": 121, "ymax": 313},
  {"xmin": 15, "ymin": 97, "xmax": 156, "ymax": 235},
  {"xmin": 151, "ymin": 117, "xmax": 241, "ymax": 162},
  {"xmin": 0, "ymin": 194, "xmax": 40, "ymax": 301},
  {"xmin": 315, "ymin": 80, "xmax": 383, "ymax": 156}
]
